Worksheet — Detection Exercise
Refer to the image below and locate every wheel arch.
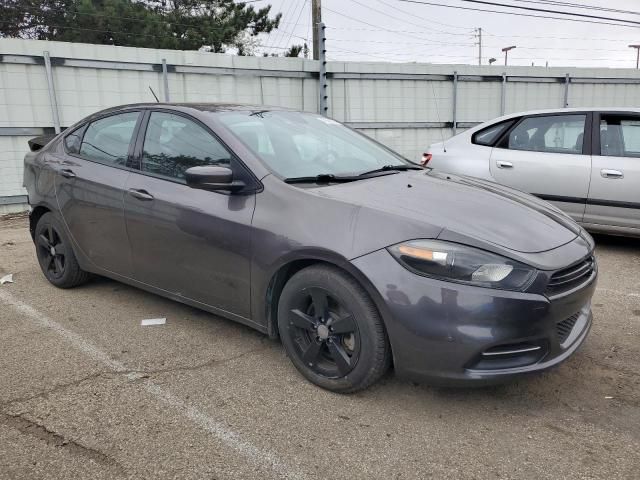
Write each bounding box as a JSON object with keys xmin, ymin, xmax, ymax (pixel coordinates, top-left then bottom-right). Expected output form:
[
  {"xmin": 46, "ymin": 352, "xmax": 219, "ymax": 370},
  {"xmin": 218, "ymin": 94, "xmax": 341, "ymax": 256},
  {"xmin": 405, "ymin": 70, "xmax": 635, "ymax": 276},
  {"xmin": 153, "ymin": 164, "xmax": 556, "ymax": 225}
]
[{"xmin": 29, "ymin": 204, "xmax": 53, "ymax": 239}]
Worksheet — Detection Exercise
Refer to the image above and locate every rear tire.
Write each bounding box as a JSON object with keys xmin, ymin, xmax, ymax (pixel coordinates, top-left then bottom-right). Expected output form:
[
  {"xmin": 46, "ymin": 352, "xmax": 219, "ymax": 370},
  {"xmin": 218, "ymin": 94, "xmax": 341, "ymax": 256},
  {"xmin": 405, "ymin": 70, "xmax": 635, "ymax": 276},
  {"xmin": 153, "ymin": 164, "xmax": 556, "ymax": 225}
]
[
  {"xmin": 277, "ymin": 265, "xmax": 391, "ymax": 393},
  {"xmin": 34, "ymin": 212, "xmax": 90, "ymax": 288}
]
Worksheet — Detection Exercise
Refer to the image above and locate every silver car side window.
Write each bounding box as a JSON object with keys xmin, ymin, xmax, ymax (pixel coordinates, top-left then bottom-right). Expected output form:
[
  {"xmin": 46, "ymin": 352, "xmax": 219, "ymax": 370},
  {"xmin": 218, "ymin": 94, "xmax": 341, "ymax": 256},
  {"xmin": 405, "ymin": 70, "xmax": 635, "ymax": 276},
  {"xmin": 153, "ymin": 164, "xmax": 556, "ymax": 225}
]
[
  {"xmin": 600, "ymin": 115, "xmax": 640, "ymax": 157},
  {"xmin": 506, "ymin": 115, "xmax": 586, "ymax": 154}
]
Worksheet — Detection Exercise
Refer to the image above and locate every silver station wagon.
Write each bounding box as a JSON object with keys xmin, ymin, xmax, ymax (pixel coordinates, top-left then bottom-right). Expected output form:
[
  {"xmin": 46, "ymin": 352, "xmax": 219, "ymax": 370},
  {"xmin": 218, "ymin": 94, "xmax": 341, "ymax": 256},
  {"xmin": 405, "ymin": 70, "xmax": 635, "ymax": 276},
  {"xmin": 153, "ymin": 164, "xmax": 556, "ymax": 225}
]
[{"xmin": 426, "ymin": 108, "xmax": 640, "ymax": 237}]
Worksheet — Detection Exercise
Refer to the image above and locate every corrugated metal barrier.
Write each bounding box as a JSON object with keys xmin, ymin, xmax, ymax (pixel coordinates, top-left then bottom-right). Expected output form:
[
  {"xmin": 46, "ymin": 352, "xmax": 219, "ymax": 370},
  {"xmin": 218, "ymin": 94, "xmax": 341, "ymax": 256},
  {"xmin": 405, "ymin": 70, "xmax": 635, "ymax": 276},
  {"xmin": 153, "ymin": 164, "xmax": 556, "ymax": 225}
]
[{"xmin": 2, "ymin": 38, "xmax": 640, "ymax": 210}]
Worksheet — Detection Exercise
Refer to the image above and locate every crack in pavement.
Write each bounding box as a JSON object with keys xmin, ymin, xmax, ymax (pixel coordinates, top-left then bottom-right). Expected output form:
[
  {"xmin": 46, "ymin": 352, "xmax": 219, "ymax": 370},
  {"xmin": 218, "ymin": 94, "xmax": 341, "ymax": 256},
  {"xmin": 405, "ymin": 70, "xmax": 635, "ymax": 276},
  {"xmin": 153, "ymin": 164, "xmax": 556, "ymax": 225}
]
[
  {"xmin": 0, "ymin": 288, "xmax": 305, "ymax": 480},
  {"xmin": 137, "ymin": 345, "xmax": 273, "ymax": 377},
  {"xmin": 0, "ymin": 371, "xmax": 113, "ymax": 409},
  {"xmin": 0, "ymin": 411, "xmax": 127, "ymax": 474},
  {"xmin": 1, "ymin": 346, "xmax": 272, "ymax": 409}
]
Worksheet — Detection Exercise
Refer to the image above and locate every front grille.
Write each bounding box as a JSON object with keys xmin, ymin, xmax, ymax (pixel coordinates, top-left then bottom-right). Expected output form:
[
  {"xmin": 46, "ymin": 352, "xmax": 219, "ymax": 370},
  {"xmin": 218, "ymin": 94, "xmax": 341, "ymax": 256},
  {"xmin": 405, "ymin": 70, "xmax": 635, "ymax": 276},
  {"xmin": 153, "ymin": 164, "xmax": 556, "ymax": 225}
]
[
  {"xmin": 557, "ymin": 312, "xmax": 580, "ymax": 344},
  {"xmin": 546, "ymin": 255, "xmax": 595, "ymax": 296}
]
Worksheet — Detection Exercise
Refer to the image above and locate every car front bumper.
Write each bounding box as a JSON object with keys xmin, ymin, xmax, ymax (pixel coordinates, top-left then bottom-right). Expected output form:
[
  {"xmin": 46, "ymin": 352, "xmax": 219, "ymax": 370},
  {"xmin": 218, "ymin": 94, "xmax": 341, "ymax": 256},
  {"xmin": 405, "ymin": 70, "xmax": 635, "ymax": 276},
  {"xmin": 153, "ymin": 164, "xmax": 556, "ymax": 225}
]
[{"xmin": 351, "ymin": 248, "xmax": 596, "ymax": 386}]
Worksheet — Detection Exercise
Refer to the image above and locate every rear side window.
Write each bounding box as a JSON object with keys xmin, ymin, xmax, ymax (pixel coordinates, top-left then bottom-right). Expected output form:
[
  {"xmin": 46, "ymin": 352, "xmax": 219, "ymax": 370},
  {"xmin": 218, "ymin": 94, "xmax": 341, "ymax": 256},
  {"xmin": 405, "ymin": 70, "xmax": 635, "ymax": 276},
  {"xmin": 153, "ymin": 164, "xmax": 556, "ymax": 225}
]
[
  {"xmin": 504, "ymin": 114, "xmax": 586, "ymax": 154},
  {"xmin": 472, "ymin": 120, "xmax": 515, "ymax": 146},
  {"xmin": 600, "ymin": 115, "xmax": 640, "ymax": 157},
  {"xmin": 79, "ymin": 112, "xmax": 139, "ymax": 166},
  {"xmin": 141, "ymin": 112, "xmax": 232, "ymax": 180}
]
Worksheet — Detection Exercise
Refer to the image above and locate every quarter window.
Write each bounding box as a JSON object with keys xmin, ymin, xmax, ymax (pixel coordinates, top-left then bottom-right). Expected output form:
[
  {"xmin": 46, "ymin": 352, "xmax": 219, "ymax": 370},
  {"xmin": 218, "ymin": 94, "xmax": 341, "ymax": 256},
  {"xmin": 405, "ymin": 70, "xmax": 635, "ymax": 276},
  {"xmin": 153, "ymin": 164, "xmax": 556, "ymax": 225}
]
[
  {"xmin": 142, "ymin": 112, "xmax": 232, "ymax": 180},
  {"xmin": 600, "ymin": 115, "xmax": 640, "ymax": 157},
  {"xmin": 472, "ymin": 120, "xmax": 515, "ymax": 146},
  {"xmin": 505, "ymin": 114, "xmax": 586, "ymax": 154},
  {"xmin": 79, "ymin": 112, "xmax": 139, "ymax": 165},
  {"xmin": 64, "ymin": 127, "xmax": 83, "ymax": 154}
]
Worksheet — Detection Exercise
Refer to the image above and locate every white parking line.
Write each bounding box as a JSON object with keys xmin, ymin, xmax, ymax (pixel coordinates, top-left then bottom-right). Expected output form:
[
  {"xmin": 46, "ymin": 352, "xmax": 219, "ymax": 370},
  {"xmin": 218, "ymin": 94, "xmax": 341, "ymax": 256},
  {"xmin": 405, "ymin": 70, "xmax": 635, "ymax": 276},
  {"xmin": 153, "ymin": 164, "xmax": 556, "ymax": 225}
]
[
  {"xmin": 0, "ymin": 289, "xmax": 304, "ymax": 480},
  {"xmin": 596, "ymin": 288, "xmax": 640, "ymax": 298}
]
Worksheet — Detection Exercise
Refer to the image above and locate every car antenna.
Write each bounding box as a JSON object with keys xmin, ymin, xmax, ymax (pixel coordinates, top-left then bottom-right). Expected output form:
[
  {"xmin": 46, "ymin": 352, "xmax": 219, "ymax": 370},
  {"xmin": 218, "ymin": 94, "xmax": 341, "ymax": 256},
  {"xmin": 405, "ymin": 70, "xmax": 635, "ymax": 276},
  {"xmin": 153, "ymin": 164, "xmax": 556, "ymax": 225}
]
[
  {"xmin": 148, "ymin": 86, "xmax": 160, "ymax": 103},
  {"xmin": 430, "ymin": 81, "xmax": 447, "ymax": 152}
]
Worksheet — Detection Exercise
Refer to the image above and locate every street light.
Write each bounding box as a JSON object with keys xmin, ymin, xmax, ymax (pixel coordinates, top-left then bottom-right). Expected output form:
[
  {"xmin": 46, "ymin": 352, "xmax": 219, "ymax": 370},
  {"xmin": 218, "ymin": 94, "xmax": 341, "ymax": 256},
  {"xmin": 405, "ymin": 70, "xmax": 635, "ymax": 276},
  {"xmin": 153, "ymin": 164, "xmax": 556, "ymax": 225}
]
[
  {"xmin": 629, "ymin": 44, "xmax": 640, "ymax": 69},
  {"xmin": 502, "ymin": 46, "xmax": 516, "ymax": 66},
  {"xmin": 488, "ymin": 57, "xmax": 497, "ymax": 65}
]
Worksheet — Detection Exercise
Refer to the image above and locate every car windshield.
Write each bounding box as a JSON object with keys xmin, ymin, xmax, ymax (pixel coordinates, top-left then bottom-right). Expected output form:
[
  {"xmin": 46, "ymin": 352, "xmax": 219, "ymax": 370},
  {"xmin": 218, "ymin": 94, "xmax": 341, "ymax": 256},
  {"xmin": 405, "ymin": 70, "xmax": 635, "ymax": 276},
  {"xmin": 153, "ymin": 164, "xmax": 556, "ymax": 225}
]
[{"xmin": 214, "ymin": 110, "xmax": 410, "ymax": 179}]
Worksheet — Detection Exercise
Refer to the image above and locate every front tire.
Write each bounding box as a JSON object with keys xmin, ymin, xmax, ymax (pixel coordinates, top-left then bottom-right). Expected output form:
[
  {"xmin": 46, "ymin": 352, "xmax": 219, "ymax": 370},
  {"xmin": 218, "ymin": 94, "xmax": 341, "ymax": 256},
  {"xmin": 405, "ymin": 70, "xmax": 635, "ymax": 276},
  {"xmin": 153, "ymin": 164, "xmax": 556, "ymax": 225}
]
[
  {"xmin": 34, "ymin": 212, "xmax": 90, "ymax": 288},
  {"xmin": 277, "ymin": 265, "xmax": 391, "ymax": 393}
]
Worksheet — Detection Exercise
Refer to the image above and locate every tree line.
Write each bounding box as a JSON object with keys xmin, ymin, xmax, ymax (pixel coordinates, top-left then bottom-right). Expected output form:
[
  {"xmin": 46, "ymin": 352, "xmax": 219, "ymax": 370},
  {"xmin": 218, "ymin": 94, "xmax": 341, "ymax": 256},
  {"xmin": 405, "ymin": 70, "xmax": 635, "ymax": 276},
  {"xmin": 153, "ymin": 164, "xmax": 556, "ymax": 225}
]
[{"xmin": 1, "ymin": 0, "xmax": 304, "ymax": 56}]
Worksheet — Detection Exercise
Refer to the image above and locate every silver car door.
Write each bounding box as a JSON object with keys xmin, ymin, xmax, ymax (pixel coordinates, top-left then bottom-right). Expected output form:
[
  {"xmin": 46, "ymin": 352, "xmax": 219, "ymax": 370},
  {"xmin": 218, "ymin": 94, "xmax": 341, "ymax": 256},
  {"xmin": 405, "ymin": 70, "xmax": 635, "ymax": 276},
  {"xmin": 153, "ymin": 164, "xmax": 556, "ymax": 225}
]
[
  {"xmin": 489, "ymin": 113, "xmax": 590, "ymax": 222},
  {"xmin": 584, "ymin": 112, "xmax": 640, "ymax": 231}
]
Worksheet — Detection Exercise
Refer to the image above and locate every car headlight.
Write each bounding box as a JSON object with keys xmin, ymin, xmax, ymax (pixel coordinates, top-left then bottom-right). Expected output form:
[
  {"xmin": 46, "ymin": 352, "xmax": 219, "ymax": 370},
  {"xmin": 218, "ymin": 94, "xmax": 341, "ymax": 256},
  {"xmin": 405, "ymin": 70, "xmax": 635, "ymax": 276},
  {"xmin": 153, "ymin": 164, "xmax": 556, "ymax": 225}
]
[{"xmin": 387, "ymin": 240, "xmax": 536, "ymax": 291}]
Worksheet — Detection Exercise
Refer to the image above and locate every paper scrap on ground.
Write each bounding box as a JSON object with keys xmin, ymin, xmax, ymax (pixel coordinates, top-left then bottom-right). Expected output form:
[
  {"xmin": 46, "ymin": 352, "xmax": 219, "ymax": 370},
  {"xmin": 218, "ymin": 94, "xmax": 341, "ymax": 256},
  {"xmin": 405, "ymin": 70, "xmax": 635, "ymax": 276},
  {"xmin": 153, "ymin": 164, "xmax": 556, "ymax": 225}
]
[
  {"xmin": 141, "ymin": 317, "xmax": 166, "ymax": 326},
  {"xmin": 0, "ymin": 274, "xmax": 13, "ymax": 285}
]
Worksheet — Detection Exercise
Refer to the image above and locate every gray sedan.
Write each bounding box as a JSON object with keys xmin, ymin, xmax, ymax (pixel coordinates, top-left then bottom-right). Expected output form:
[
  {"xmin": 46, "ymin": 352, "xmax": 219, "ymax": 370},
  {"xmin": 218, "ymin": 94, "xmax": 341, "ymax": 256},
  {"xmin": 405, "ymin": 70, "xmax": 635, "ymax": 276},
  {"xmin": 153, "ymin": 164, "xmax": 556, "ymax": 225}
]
[
  {"xmin": 24, "ymin": 103, "xmax": 596, "ymax": 392},
  {"xmin": 427, "ymin": 108, "xmax": 640, "ymax": 237}
]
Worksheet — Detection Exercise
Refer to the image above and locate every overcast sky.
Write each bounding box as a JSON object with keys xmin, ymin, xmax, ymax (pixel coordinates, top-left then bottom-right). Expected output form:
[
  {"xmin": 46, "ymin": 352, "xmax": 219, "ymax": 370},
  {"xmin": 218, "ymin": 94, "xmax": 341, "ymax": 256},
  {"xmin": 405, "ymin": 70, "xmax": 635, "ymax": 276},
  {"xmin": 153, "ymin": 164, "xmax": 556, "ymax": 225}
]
[{"xmin": 250, "ymin": 0, "xmax": 640, "ymax": 69}]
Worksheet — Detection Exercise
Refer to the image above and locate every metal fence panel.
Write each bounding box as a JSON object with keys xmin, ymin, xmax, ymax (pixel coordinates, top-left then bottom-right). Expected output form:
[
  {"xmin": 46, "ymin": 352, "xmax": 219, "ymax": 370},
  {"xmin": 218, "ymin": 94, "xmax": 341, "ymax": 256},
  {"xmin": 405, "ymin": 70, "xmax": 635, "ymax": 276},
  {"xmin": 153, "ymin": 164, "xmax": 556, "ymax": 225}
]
[{"xmin": 3, "ymin": 37, "xmax": 640, "ymax": 209}]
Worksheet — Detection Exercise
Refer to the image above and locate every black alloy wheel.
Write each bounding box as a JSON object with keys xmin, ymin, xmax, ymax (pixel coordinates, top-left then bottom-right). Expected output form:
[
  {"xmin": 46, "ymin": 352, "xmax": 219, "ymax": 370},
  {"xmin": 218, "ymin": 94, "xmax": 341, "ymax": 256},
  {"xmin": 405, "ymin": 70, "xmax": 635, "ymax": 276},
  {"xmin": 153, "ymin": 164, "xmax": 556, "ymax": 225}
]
[
  {"xmin": 288, "ymin": 286, "xmax": 360, "ymax": 378},
  {"xmin": 278, "ymin": 265, "xmax": 391, "ymax": 393},
  {"xmin": 34, "ymin": 212, "xmax": 90, "ymax": 288},
  {"xmin": 36, "ymin": 223, "xmax": 66, "ymax": 280}
]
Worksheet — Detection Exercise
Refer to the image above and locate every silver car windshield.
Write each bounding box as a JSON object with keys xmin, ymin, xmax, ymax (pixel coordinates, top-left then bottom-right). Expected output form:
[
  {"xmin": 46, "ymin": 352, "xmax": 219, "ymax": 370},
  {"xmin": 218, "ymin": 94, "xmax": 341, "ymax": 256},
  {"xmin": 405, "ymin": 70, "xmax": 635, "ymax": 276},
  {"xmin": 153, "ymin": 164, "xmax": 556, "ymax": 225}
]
[{"xmin": 215, "ymin": 111, "xmax": 409, "ymax": 178}]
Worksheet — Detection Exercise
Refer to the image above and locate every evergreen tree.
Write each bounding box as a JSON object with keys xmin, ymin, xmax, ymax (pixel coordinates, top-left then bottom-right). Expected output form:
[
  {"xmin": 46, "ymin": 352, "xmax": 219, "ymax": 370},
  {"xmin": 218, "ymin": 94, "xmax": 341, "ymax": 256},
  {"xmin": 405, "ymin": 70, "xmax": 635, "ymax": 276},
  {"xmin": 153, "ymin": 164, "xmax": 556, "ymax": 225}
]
[{"xmin": 0, "ymin": 0, "xmax": 282, "ymax": 52}]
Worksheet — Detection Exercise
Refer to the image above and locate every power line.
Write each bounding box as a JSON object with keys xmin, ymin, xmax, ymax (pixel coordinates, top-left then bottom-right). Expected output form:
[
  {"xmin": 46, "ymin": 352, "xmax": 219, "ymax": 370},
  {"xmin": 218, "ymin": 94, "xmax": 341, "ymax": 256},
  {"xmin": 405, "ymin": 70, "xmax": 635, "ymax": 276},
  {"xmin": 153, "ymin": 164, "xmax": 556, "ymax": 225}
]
[
  {"xmin": 270, "ymin": 0, "xmax": 296, "ymax": 50},
  {"xmin": 10, "ymin": 2, "xmax": 281, "ymax": 32},
  {"xmin": 326, "ymin": 24, "xmax": 630, "ymax": 43},
  {"xmin": 328, "ymin": 46, "xmax": 476, "ymax": 62},
  {"xmin": 327, "ymin": 38, "xmax": 473, "ymax": 57},
  {"xmin": 327, "ymin": 31, "xmax": 636, "ymax": 54},
  {"xmin": 283, "ymin": 0, "xmax": 309, "ymax": 50},
  {"xmin": 374, "ymin": 0, "xmax": 474, "ymax": 30},
  {"xmin": 347, "ymin": 0, "xmax": 476, "ymax": 37},
  {"xmin": 396, "ymin": 0, "xmax": 640, "ymax": 29},
  {"xmin": 505, "ymin": 0, "xmax": 640, "ymax": 17},
  {"xmin": 0, "ymin": 18, "xmax": 302, "ymax": 51},
  {"xmin": 328, "ymin": 45, "xmax": 637, "ymax": 63},
  {"xmin": 0, "ymin": 20, "xmax": 177, "ymax": 42},
  {"xmin": 328, "ymin": 37, "xmax": 475, "ymax": 47},
  {"xmin": 457, "ymin": 0, "xmax": 640, "ymax": 26},
  {"xmin": 482, "ymin": 30, "xmax": 632, "ymax": 43},
  {"xmin": 324, "ymin": 6, "xmax": 474, "ymax": 38}
]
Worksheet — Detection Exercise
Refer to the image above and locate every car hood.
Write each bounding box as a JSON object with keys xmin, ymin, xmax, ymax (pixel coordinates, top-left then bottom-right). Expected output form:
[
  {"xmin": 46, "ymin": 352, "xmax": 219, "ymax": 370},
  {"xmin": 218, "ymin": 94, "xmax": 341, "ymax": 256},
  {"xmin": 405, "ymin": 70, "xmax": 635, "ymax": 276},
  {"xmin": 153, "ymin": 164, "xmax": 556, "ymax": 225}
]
[{"xmin": 314, "ymin": 170, "xmax": 579, "ymax": 254}]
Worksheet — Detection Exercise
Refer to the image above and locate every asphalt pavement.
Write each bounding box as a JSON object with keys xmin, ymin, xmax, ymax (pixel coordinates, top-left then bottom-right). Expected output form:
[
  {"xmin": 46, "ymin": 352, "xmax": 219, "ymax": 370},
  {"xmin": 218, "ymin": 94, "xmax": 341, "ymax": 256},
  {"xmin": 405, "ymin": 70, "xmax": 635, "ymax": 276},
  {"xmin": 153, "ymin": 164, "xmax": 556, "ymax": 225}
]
[{"xmin": 1, "ymin": 214, "xmax": 638, "ymax": 479}]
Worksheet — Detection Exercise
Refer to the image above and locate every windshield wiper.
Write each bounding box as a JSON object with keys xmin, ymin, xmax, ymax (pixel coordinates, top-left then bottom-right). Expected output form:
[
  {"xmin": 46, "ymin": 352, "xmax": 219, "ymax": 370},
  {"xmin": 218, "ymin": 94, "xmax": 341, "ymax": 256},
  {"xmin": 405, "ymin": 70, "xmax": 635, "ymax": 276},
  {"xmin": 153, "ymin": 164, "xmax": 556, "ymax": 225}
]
[
  {"xmin": 358, "ymin": 164, "xmax": 423, "ymax": 176},
  {"xmin": 284, "ymin": 173, "xmax": 359, "ymax": 184}
]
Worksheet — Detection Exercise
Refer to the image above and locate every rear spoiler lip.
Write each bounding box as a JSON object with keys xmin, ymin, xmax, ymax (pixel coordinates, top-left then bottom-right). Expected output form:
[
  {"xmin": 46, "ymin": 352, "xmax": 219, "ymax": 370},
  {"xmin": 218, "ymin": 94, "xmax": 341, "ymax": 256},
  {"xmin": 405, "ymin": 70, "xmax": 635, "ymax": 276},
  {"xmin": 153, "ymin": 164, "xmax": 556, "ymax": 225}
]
[{"xmin": 28, "ymin": 134, "xmax": 57, "ymax": 152}]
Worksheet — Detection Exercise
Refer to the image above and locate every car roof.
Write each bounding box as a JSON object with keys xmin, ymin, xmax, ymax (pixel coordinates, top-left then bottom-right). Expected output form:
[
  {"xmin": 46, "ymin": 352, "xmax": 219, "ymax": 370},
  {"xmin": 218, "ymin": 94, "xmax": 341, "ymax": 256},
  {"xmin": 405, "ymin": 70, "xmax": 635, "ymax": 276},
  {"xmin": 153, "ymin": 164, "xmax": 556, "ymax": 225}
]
[
  {"xmin": 94, "ymin": 102, "xmax": 292, "ymax": 115},
  {"xmin": 489, "ymin": 107, "xmax": 640, "ymax": 122},
  {"xmin": 71, "ymin": 102, "xmax": 297, "ymax": 129},
  {"xmin": 459, "ymin": 107, "xmax": 640, "ymax": 136}
]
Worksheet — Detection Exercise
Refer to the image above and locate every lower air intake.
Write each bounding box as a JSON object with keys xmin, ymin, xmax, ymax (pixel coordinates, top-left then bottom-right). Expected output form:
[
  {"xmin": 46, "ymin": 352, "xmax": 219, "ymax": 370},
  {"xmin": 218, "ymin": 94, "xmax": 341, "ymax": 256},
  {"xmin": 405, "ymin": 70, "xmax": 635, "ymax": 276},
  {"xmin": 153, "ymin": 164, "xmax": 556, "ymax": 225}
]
[{"xmin": 557, "ymin": 312, "xmax": 580, "ymax": 344}]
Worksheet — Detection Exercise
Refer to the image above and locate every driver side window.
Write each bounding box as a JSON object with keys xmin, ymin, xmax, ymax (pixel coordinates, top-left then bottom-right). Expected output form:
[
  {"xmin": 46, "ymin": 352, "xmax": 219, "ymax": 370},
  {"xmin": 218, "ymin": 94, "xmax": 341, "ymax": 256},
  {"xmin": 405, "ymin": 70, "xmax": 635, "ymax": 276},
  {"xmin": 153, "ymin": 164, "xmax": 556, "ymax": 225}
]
[
  {"xmin": 505, "ymin": 114, "xmax": 586, "ymax": 154},
  {"xmin": 142, "ymin": 112, "xmax": 232, "ymax": 180}
]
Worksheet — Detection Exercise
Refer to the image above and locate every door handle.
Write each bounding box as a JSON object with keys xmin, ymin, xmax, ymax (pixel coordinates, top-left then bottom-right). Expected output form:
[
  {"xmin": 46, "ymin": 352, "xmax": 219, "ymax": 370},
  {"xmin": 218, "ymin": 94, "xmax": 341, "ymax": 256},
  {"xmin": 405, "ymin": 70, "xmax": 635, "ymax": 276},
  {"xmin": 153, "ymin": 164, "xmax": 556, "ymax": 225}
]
[
  {"xmin": 600, "ymin": 169, "xmax": 623, "ymax": 179},
  {"xmin": 496, "ymin": 160, "xmax": 513, "ymax": 169},
  {"xmin": 128, "ymin": 188, "xmax": 154, "ymax": 201},
  {"xmin": 59, "ymin": 168, "xmax": 76, "ymax": 179}
]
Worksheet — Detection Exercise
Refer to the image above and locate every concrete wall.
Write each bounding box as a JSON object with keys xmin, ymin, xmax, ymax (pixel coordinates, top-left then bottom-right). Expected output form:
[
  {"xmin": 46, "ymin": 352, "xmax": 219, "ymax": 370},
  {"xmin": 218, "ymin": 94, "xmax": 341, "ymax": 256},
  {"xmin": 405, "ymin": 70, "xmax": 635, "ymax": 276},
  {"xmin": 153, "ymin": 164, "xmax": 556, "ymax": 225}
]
[{"xmin": 2, "ymin": 38, "xmax": 640, "ymax": 212}]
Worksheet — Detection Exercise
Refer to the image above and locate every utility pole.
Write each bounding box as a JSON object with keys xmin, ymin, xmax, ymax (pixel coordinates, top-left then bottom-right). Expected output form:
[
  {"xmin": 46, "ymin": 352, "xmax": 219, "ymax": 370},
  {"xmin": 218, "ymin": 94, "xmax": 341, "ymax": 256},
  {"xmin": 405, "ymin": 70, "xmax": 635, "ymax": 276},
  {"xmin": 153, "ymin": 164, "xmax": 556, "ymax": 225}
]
[
  {"xmin": 476, "ymin": 27, "xmax": 482, "ymax": 66},
  {"xmin": 629, "ymin": 44, "xmax": 640, "ymax": 69},
  {"xmin": 317, "ymin": 22, "xmax": 328, "ymax": 116},
  {"xmin": 312, "ymin": 0, "xmax": 322, "ymax": 60}
]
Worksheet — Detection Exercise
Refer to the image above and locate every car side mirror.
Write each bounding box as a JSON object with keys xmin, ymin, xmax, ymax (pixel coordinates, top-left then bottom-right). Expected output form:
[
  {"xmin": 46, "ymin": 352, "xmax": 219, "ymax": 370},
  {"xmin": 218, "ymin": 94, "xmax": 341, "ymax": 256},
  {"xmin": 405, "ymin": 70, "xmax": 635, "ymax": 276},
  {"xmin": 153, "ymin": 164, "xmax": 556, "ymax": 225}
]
[{"xmin": 185, "ymin": 166, "xmax": 245, "ymax": 193}]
